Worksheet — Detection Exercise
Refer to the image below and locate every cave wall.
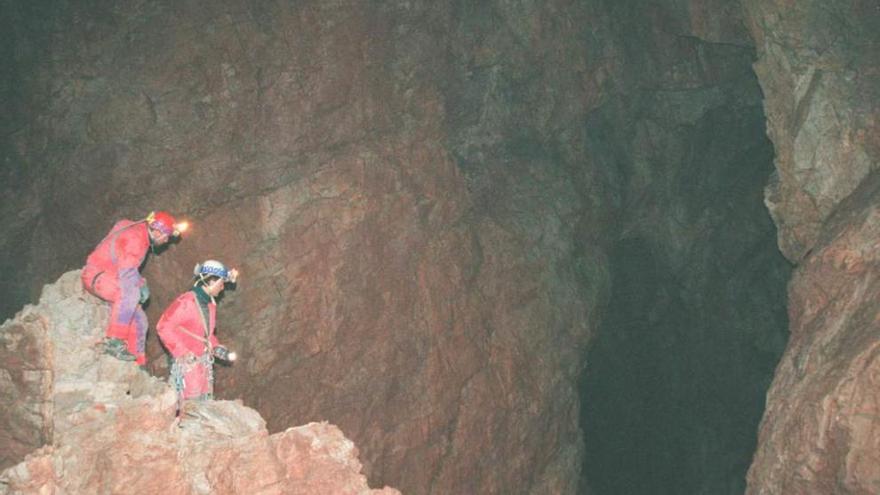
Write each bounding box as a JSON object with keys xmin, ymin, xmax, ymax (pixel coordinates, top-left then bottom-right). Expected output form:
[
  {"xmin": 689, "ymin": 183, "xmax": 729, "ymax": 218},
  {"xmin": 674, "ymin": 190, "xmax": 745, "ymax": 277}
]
[
  {"xmin": 0, "ymin": 1, "xmax": 608, "ymax": 493},
  {"xmin": 744, "ymin": 0, "xmax": 880, "ymax": 263},
  {"xmin": 743, "ymin": 1, "xmax": 880, "ymax": 494},
  {"xmin": 5, "ymin": 0, "xmax": 872, "ymax": 493},
  {"xmin": 580, "ymin": 89, "xmax": 790, "ymax": 494}
]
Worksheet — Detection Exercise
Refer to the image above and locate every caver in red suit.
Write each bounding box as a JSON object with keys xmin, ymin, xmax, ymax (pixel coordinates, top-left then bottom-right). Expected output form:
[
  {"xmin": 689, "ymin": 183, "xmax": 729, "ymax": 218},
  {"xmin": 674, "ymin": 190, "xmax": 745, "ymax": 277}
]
[
  {"xmin": 157, "ymin": 260, "xmax": 238, "ymax": 401},
  {"xmin": 81, "ymin": 211, "xmax": 185, "ymax": 365}
]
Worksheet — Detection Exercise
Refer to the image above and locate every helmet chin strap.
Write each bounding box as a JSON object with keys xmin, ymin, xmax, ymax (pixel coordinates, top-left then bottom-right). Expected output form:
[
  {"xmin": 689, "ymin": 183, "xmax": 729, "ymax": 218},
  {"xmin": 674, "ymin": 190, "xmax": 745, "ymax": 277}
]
[
  {"xmin": 194, "ymin": 275, "xmax": 219, "ymax": 303},
  {"xmin": 148, "ymin": 230, "xmax": 158, "ymax": 253}
]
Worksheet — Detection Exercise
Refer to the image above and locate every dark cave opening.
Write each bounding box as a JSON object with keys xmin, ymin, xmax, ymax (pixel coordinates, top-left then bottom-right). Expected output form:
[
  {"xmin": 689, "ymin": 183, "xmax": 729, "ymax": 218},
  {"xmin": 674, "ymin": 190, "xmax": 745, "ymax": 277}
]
[
  {"xmin": 579, "ymin": 235, "xmax": 785, "ymax": 494},
  {"xmin": 577, "ymin": 90, "xmax": 793, "ymax": 494}
]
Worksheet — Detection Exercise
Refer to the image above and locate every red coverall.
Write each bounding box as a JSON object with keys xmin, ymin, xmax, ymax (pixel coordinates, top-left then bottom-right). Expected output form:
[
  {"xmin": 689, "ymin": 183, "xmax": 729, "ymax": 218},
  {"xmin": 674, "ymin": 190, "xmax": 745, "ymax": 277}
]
[
  {"xmin": 81, "ymin": 219, "xmax": 150, "ymax": 365},
  {"xmin": 156, "ymin": 291, "xmax": 220, "ymax": 400}
]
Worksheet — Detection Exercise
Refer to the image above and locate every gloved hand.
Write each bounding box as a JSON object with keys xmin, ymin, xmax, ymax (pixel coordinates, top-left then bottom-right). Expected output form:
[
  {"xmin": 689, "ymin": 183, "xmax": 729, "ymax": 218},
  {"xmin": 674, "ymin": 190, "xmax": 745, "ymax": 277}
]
[
  {"xmin": 138, "ymin": 283, "xmax": 150, "ymax": 304},
  {"xmin": 213, "ymin": 345, "xmax": 237, "ymax": 362}
]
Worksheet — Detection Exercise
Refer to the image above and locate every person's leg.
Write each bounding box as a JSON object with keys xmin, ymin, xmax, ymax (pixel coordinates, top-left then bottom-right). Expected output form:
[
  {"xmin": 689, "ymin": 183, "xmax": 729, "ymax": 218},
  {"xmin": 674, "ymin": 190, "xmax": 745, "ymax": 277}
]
[
  {"xmin": 88, "ymin": 272, "xmax": 137, "ymax": 360},
  {"xmin": 129, "ymin": 308, "xmax": 148, "ymax": 365},
  {"xmin": 90, "ymin": 273, "xmax": 139, "ymax": 341},
  {"xmin": 182, "ymin": 361, "xmax": 212, "ymax": 399},
  {"xmin": 109, "ymin": 276, "xmax": 141, "ymax": 341}
]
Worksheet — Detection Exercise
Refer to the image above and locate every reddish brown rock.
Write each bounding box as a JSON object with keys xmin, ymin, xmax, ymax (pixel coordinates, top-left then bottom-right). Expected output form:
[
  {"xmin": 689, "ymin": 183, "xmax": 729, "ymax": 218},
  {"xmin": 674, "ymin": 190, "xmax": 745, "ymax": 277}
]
[
  {"xmin": 747, "ymin": 172, "xmax": 880, "ymax": 494},
  {"xmin": 0, "ymin": 0, "xmax": 830, "ymax": 493},
  {"xmin": 1, "ymin": 2, "xmax": 599, "ymax": 493},
  {"xmin": 744, "ymin": 1, "xmax": 880, "ymax": 493},
  {"xmin": 743, "ymin": 0, "xmax": 880, "ymax": 262},
  {"xmin": 0, "ymin": 314, "xmax": 52, "ymax": 471},
  {"xmin": 3, "ymin": 410, "xmax": 398, "ymax": 495}
]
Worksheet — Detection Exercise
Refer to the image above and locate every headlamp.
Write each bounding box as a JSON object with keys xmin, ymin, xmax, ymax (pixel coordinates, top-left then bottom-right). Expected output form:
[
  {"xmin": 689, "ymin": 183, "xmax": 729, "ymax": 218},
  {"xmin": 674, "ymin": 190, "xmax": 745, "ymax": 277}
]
[{"xmin": 173, "ymin": 221, "xmax": 189, "ymax": 237}]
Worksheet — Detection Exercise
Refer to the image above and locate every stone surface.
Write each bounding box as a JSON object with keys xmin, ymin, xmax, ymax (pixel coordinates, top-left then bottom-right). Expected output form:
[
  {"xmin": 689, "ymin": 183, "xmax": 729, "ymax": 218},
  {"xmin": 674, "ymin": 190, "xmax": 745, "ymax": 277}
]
[
  {"xmin": 747, "ymin": 171, "xmax": 880, "ymax": 494},
  {"xmin": 743, "ymin": 1, "xmax": 880, "ymax": 494},
  {"xmin": 744, "ymin": 0, "xmax": 880, "ymax": 262},
  {"xmin": 0, "ymin": 270, "xmax": 160, "ymax": 472},
  {"xmin": 8, "ymin": 0, "xmax": 866, "ymax": 493},
  {"xmin": 0, "ymin": 271, "xmax": 397, "ymax": 494},
  {"xmin": 1, "ymin": 2, "xmax": 599, "ymax": 493}
]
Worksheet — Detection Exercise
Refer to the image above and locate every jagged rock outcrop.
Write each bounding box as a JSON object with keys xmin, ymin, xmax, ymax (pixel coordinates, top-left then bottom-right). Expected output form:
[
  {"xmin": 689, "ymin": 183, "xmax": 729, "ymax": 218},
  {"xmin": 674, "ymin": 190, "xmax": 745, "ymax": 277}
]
[
  {"xmin": 744, "ymin": 1, "xmax": 880, "ymax": 493},
  {"xmin": 747, "ymin": 173, "xmax": 880, "ymax": 494},
  {"xmin": 0, "ymin": 271, "xmax": 398, "ymax": 495},
  {"xmin": 0, "ymin": 271, "xmax": 162, "ymax": 472},
  {"xmin": 744, "ymin": 0, "xmax": 880, "ymax": 262}
]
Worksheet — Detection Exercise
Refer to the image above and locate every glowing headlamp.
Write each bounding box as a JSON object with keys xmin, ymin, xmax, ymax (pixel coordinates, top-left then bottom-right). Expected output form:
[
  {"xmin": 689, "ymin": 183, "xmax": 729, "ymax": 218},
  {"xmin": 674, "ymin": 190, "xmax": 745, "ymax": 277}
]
[
  {"xmin": 173, "ymin": 221, "xmax": 189, "ymax": 237},
  {"xmin": 146, "ymin": 211, "xmax": 187, "ymax": 238}
]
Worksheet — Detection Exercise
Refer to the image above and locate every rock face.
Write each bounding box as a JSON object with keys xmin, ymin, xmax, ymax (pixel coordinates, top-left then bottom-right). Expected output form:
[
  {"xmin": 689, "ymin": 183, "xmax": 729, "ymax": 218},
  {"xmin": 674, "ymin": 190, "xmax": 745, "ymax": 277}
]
[
  {"xmin": 744, "ymin": 1, "xmax": 880, "ymax": 494},
  {"xmin": 746, "ymin": 174, "xmax": 880, "ymax": 494},
  {"xmin": 744, "ymin": 0, "xmax": 880, "ymax": 263},
  {"xmin": 1, "ymin": 2, "xmax": 598, "ymax": 493},
  {"xmin": 10, "ymin": 0, "xmax": 878, "ymax": 493},
  {"xmin": 0, "ymin": 271, "xmax": 398, "ymax": 495},
  {"xmin": 0, "ymin": 0, "xmax": 815, "ymax": 492},
  {"xmin": 0, "ymin": 271, "xmax": 163, "ymax": 473}
]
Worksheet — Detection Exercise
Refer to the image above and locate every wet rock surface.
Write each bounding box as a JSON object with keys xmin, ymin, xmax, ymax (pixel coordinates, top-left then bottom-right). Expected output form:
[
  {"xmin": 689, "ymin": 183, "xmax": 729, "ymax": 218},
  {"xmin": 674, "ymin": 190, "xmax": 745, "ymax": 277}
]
[{"xmin": 0, "ymin": 271, "xmax": 398, "ymax": 495}]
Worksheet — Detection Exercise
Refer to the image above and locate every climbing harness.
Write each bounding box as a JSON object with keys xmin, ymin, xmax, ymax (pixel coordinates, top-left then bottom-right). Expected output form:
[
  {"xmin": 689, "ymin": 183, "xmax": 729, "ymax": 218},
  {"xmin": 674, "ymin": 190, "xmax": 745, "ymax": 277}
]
[{"xmin": 171, "ymin": 296, "xmax": 216, "ymax": 416}]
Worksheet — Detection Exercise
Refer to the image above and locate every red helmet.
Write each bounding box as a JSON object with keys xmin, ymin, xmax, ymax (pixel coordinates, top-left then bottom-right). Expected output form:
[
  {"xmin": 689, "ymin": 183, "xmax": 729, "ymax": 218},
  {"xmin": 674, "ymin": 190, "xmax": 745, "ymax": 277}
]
[{"xmin": 147, "ymin": 211, "xmax": 179, "ymax": 236}]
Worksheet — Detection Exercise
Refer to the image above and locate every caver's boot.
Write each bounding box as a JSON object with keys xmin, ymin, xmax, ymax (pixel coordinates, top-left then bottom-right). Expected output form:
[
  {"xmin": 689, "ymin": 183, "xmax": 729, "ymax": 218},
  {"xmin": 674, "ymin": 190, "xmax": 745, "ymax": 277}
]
[{"xmin": 104, "ymin": 337, "xmax": 137, "ymax": 361}]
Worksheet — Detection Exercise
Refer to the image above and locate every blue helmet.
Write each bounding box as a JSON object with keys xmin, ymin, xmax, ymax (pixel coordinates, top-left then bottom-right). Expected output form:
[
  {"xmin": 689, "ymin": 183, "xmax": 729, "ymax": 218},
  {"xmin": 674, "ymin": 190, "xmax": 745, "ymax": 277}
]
[{"xmin": 194, "ymin": 260, "xmax": 234, "ymax": 282}]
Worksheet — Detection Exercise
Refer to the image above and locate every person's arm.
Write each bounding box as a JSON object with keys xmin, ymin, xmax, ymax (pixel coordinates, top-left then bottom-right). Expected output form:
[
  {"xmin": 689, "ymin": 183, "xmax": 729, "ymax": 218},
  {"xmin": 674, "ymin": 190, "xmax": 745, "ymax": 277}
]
[
  {"xmin": 114, "ymin": 228, "xmax": 148, "ymax": 304},
  {"xmin": 212, "ymin": 343, "xmax": 236, "ymax": 362},
  {"xmin": 115, "ymin": 226, "xmax": 149, "ymax": 270}
]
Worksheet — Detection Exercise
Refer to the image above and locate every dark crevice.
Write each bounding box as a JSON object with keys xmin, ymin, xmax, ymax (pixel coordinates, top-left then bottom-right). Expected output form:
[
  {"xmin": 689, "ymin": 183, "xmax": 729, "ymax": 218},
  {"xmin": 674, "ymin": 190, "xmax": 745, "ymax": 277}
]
[{"xmin": 577, "ymin": 59, "xmax": 791, "ymax": 494}]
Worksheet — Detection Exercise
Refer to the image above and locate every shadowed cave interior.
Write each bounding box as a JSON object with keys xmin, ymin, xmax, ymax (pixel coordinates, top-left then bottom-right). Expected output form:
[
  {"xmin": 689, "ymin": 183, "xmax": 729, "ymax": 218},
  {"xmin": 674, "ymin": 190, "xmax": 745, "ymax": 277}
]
[{"xmin": 577, "ymin": 71, "xmax": 792, "ymax": 494}]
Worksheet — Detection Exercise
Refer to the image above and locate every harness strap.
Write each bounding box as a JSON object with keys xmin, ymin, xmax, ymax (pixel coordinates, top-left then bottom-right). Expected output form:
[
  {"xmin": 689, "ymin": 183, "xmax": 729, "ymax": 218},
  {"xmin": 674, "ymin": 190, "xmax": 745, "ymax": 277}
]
[
  {"xmin": 172, "ymin": 323, "xmax": 216, "ymax": 408},
  {"xmin": 175, "ymin": 325, "xmax": 211, "ymax": 346},
  {"xmin": 174, "ymin": 325, "xmax": 215, "ymax": 365}
]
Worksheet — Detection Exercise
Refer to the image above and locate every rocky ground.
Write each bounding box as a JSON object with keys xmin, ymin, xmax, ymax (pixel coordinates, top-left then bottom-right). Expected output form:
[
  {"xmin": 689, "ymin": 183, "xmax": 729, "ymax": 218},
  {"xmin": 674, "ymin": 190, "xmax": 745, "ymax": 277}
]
[{"xmin": 0, "ymin": 271, "xmax": 398, "ymax": 495}]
